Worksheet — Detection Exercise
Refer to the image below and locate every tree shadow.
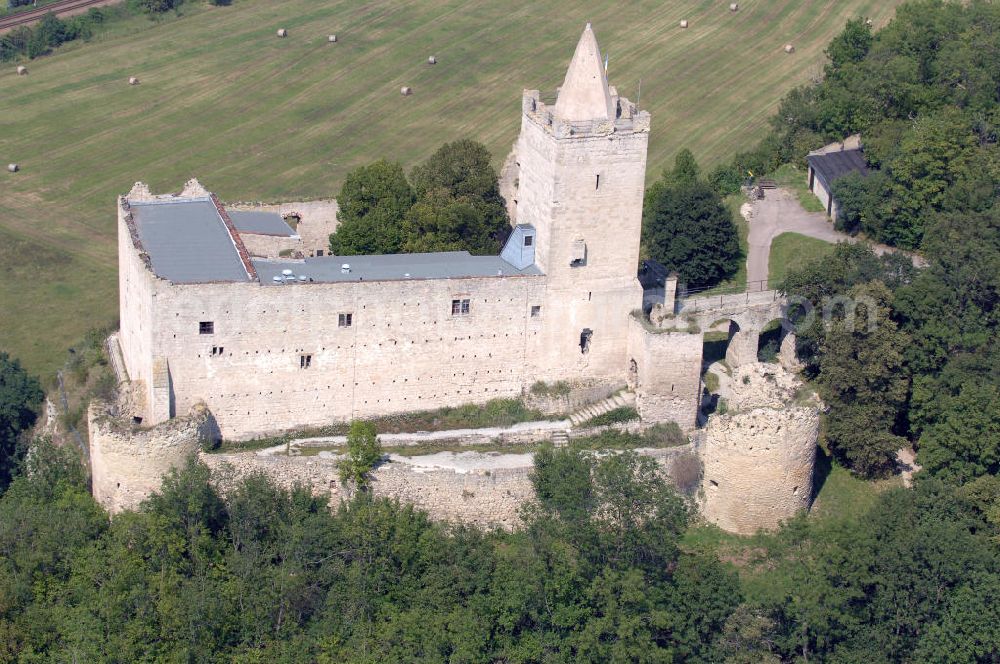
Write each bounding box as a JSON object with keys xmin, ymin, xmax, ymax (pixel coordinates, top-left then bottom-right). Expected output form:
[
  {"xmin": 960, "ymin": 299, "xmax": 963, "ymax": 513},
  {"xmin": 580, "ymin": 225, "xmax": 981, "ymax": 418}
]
[{"xmin": 810, "ymin": 445, "xmax": 832, "ymax": 505}]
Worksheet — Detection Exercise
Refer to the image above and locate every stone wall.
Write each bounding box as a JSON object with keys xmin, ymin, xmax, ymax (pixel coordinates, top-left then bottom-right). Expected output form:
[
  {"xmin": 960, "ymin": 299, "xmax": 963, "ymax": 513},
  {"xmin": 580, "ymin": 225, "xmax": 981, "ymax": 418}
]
[
  {"xmin": 89, "ymin": 398, "xmax": 220, "ymax": 514},
  {"xmin": 239, "ymin": 233, "xmax": 301, "ymax": 259},
  {"xmin": 700, "ymin": 364, "xmax": 819, "ymax": 535},
  {"xmin": 227, "ymin": 200, "xmax": 339, "ymax": 257},
  {"xmin": 202, "ymin": 443, "xmax": 698, "ymax": 530},
  {"xmin": 626, "ymin": 315, "xmax": 703, "ymax": 429},
  {"xmin": 149, "ymin": 274, "xmax": 551, "ymax": 440}
]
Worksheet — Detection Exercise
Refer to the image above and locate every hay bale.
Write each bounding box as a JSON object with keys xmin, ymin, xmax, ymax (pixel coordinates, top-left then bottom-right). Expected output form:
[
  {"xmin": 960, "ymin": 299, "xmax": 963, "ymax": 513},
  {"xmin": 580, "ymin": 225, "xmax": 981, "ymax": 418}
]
[
  {"xmin": 128, "ymin": 76, "xmax": 140, "ymax": 86},
  {"xmin": 16, "ymin": 65, "xmax": 27, "ymax": 75},
  {"xmin": 730, "ymin": 2, "xmax": 739, "ymax": 11},
  {"xmin": 400, "ymin": 86, "xmax": 412, "ymax": 96},
  {"xmin": 679, "ymin": 19, "xmax": 689, "ymax": 28},
  {"xmin": 328, "ymin": 34, "xmax": 337, "ymax": 42},
  {"xmin": 8, "ymin": 164, "xmax": 18, "ymax": 173},
  {"xmin": 276, "ymin": 28, "xmax": 287, "ymax": 38},
  {"xmin": 427, "ymin": 55, "xmax": 437, "ymax": 65},
  {"xmin": 784, "ymin": 43, "xmax": 795, "ymax": 54}
]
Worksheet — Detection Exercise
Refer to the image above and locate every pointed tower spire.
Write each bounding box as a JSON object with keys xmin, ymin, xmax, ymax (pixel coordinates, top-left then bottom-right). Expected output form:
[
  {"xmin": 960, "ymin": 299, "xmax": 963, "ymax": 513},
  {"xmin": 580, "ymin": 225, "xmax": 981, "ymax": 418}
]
[{"xmin": 554, "ymin": 23, "xmax": 614, "ymax": 122}]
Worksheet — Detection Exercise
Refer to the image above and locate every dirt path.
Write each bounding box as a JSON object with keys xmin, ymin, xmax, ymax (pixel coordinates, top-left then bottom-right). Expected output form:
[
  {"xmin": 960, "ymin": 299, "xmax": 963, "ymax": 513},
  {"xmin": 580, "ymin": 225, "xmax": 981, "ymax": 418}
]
[{"xmin": 744, "ymin": 188, "xmax": 925, "ymax": 285}]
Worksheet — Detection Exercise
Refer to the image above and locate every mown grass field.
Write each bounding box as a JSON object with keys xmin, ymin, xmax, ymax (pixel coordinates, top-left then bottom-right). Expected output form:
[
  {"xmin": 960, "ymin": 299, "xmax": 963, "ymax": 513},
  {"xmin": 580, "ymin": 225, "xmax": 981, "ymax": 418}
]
[
  {"xmin": 0, "ymin": 0, "xmax": 903, "ymax": 376},
  {"xmin": 768, "ymin": 231, "xmax": 836, "ymax": 284}
]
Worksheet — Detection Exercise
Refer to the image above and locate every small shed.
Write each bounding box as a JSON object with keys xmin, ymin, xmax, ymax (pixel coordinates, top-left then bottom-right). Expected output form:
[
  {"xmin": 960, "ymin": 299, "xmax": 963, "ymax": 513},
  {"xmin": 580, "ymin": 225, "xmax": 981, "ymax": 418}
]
[{"xmin": 806, "ymin": 136, "xmax": 869, "ymax": 219}]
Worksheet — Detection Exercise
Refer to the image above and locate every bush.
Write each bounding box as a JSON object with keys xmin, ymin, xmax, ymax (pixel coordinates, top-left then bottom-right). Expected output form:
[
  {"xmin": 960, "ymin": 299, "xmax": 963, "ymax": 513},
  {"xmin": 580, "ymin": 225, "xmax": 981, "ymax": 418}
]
[
  {"xmin": 337, "ymin": 421, "xmax": 382, "ymax": 490},
  {"xmin": 583, "ymin": 406, "xmax": 639, "ymax": 427}
]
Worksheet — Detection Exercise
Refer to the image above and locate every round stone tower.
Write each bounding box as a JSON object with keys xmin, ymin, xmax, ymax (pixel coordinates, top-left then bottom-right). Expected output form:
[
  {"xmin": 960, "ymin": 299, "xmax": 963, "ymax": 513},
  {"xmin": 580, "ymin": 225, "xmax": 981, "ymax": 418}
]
[{"xmin": 700, "ymin": 364, "xmax": 819, "ymax": 535}]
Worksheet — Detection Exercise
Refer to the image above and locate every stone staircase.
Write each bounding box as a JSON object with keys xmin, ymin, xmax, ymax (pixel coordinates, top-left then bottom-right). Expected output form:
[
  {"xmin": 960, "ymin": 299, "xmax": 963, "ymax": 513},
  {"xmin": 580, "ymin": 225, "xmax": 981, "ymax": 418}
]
[
  {"xmin": 568, "ymin": 390, "xmax": 637, "ymax": 427},
  {"xmin": 550, "ymin": 429, "xmax": 570, "ymax": 447}
]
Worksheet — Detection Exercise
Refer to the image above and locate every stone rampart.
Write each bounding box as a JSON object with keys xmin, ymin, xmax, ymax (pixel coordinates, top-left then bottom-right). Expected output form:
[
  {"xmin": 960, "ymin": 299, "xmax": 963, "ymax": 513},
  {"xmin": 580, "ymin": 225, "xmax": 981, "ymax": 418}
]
[
  {"xmin": 202, "ymin": 443, "xmax": 698, "ymax": 530},
  {"xmin": 227, "ymin": 199, "xmax": 339, "ymax": 257},
  {"xmin": 626, "ymin": 315, "xmax": 702, "ymax": 429},
  {"xmin": 700, "ymin": 364, "xmax": 819, "ymax": 535},
  {"xmin": 89, "ymin": 399, "xmax": 220, "ymax": 513}
]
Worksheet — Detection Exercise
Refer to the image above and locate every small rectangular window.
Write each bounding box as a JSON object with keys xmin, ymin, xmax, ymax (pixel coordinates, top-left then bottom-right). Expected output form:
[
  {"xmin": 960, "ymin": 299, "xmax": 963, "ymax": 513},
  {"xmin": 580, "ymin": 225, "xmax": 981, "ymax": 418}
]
[
  {"xmin": 452, "ymin": 299, "xmax": 470, "ymax": 316},
  {"xmin": 211, "ymin": 346, "xmax": 224, "ymax": 356},
  {"xmin": 531, "ymin": 305, "xmax": 541, "ymax": 317},
  {"xmin": 338, "ymin": 313, "xmax": 353, "ymax": 327},
  {"xmin": 300, "ymin": 354, "xmax": 312, "ymax": 369},
  {"xmin": 524, "ymin": 235, "xmax": 533, "ymax": 247},
  {"xmin": 316, "ymin": 250, "xmax": 324, "ymax": 257},
  {"xmin": 199, "ymin": 321, "xmax": 214, "ymax": 335}
]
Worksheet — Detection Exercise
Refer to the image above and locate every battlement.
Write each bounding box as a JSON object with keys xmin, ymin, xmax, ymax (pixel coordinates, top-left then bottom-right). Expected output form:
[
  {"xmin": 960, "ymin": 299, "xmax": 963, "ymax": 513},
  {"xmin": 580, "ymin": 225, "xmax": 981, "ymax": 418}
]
[{"xmin": 521, "ymin": 89, "xmax": 650, "ymax": 138}]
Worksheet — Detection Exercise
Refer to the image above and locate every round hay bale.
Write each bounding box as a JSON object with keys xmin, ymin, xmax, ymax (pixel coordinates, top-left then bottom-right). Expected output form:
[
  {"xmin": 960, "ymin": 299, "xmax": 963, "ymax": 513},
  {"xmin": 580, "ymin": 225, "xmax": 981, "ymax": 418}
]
[
  {"xmin": 730, "ymin": 2, "xmax": 739, "ymax": 11},
  {"xmin": 276, "ymin": 28, "xmax": 287, "ymax": 38},
  {"xmin": 328, "ymin": 34, "xmax": 337, "ymax": 42},
  {"xmin": 8, "ymin": 163, "xmax": 18, "ymax": 173},
  {"xmin": 400, "ymin": 86, "xmax": 412, "ymax": 96},
  {"xmin": 128, "ymin": 76, "xmax": 139, "ymax": 86},
  {"xmin": 679, "ymin": 19, "xmax": 689, "ymax": 28},
  {"xmin": 427, "ymin": 55, "xmax": 437, "ymax": 65},
  {"xmin": 784, "ymin": 43, "xmax": 795, "ymax": 54},
  {"xmin": 16, "ymin": 65, "xmax": 27, "ymax": 75}
]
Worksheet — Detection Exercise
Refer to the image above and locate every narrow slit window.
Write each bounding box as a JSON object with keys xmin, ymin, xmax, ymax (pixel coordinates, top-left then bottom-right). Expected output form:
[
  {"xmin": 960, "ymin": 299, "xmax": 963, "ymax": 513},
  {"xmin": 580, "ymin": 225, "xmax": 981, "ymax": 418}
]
[{"xmin": 595, "ymin": 174, "xmax": 600, "ymax": 189}]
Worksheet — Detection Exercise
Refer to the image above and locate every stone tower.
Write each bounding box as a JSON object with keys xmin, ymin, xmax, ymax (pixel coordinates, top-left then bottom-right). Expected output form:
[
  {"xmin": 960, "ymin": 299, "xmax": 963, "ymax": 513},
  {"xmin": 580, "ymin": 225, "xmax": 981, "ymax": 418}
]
[{"xmin": 511, "ymin": 24, "xmax": 651, "ymax": 383}]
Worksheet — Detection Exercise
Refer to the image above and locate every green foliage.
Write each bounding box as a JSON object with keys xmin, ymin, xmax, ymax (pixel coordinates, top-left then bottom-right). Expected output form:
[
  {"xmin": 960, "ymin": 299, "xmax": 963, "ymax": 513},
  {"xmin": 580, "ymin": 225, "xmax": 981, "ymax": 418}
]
[
  {"xmin": 329, "ymin": 159, "xmax": 414, "ymax": 255},
  {"xmin": 337, "ymin": 421, "xmax": 382, "ymax": 490},
  {"xmin": 581, "ymin": 406, "xmax": 639, "ymax": 427},
  {"xmin": 528, "ymin": 380, "xmax": 571, "ymax": 397},
  {"xmin": 0, "ymin": 352, "xmax": 43, "ymax": 493},
  {"xmin": 329, "ymin": 140, "xmax": 510, "ymax": 257},
  {"xmin": 642, "ymin": 153, "xmax": 741, "ymax": 289},
  {"xmin": 134, "ymin": 0, "xmax": 182, "ymax": 16}
]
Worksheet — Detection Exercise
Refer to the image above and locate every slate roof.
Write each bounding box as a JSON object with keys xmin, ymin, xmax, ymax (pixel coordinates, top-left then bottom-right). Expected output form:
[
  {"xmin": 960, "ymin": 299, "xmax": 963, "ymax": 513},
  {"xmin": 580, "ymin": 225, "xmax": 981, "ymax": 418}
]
[
  {"xmin": 253, "ymin": 252, "xmax": 542, "ymax": 285},
  {"xmin": 227, "ymin": 210, "xmax": 296, "ymax": 237},
  {"xmin": 130, "ymin": 199, "xmax": 252, "ymax": 283},
  {"xmin": 807, "ymin": 148, "xmax": 869, "ymax": 188}
]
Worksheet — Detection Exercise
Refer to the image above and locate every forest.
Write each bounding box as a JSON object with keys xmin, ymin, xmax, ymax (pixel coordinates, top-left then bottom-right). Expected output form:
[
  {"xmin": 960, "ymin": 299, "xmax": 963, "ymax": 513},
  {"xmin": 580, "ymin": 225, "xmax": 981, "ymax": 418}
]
[{"xmin": 0, "ymin": 1, "xmax": 998, "ymax": 661}]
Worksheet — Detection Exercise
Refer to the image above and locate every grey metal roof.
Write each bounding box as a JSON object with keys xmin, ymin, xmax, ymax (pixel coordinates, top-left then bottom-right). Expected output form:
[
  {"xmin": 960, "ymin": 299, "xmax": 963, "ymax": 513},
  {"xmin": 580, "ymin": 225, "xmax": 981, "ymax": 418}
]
[
  {"xmin": 131, "ymin": 199, "xmax": 252, "ymax": 283},
  {"xmin": 253, "ymin": 252, "xmax": 542, "ymax": 285},
  {"xmin": 227, "ymin": 210, "xmax": 296, "ymax": 237},
  {"xmin": 807, "ymin": 148, "xmax": 869, "ymax": 187}
]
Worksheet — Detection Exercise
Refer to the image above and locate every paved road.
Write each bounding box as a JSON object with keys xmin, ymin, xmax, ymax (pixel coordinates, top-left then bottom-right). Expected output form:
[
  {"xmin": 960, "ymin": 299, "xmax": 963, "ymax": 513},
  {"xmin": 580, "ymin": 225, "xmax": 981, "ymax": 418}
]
[{"xmin": 745, "ymin": 188, "xmax": 924, "ymax": 285}]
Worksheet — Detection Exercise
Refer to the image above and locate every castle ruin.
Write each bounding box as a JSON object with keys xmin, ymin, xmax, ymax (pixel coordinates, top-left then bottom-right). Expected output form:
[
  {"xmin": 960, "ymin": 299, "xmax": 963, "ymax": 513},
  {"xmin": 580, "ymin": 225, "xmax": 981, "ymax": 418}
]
[{"xmin": 91, "ymin": 24, "xmax": 820, "ymax": 535}]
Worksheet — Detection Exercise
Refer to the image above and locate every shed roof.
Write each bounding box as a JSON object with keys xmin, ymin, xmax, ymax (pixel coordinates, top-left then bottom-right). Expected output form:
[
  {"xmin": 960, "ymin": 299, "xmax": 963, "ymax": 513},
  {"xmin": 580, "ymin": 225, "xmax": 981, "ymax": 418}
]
[
  {"xmin": 227, "ymin": 210, "xmax": 296, "ymax": 237},
  {"xmin": 253, "ymin": 252, "xmax": 541, "ymax": 285},
  {"xmin": 130, "ymin": 198, "xmax": 252, "ymax": 283},
  {"xmin": 807, "ymin": 148, "xmax": 869, "ymax": 187}
]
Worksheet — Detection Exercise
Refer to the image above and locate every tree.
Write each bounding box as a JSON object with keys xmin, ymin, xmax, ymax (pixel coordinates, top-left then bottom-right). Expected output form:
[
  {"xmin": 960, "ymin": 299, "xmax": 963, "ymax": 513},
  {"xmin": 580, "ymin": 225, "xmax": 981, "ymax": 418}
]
[
  {"xmin": 0, "ymin": 353, "xmax": 43, "ymax": 493},
  {"xmin": 642, "ymin": 180, "xmax": 740, "ymax": 289},
  {"xmin": 664, "ymin": 148, "xmax": 700, "ymax": 187},
  {"xmin": 329, "ymin": 160, "xmax": 415, "ymax": 256},
  {"xmin": 337, "ymin": 421, "xmax": 382, "ymax": 491},
  {"xmin": 825, "ymin": 17, "xmax": 873, "ymax": 75},
  {"xmin": 529, "ymin": 444, "xmax": 594, "ymax": 523},
  {"xmin": 818, "ymin": 282, "xmax": 910, "ymax": 476},
  {"xmin": 407, "ymin": 139, "xmax": 511, "ymax": 254},
  {"xmin": 916, "ymin": 381, "xmax": 1000, "ymax": 484}
]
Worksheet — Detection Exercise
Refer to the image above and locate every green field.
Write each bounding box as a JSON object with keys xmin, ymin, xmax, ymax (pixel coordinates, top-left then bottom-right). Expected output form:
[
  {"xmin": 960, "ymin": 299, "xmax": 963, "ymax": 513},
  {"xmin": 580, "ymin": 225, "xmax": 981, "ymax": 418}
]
[
  {"xmin": 0, "ymin": 0, "xmax": 903, "ymax": 376},
  {"xmin": 768, "ymin": 231, "xmax": 836, "ymax": 284}
]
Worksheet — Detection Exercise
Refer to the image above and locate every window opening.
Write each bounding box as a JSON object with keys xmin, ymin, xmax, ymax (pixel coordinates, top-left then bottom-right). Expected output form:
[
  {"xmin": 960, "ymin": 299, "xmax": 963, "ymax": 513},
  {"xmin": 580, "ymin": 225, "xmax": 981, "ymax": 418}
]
[
  {"xmin": 524, "ymin": 235, "xmax": 533, "ymax": 247},
  {"xmin": 580, "ymin": 328, "xmax": 593, "ymax": 354},
  {"xmin": 199, "ymin": 321, "xmax": 214, "ymax": 335},
  {"xmin": 530, "ymin": 305, "xmax": 541, "ymax": 317},
  {"xmin": 595, "ymin": 174, "xmax": 600, "ymax": 189},
  {"xmin": 300, "ymin": 354, "xmax": 312, "ymax": 369},
  {"xmin": 451, "ymin": 299, "xmax": 470, "ymax": 315},
  {"xmin": 339, "ymin": 313, "xmax": 353, "ymax": 327}
]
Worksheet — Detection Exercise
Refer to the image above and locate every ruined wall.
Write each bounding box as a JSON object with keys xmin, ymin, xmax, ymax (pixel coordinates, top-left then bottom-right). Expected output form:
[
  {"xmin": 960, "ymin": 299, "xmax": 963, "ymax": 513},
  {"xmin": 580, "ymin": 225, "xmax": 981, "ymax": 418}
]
[
  {"xmin": 228, "ymin": 200, "xmax": 339, "ymax": 256},
  {"xmin": 89, "ymin": 399, "xmax": 219, "ymax": 514},
  {"xmin": 700, "ymin": 364, "xmax": 819, "ymax": 535},
  {"xmin": 149, "ymin": 273, "xmax": 554, "ymax": 440},
  {"xmin": 238, "ymin": 233, "xmax": 301, "ymax": 259},
  {"xmin": 627, "ymin": 315, "xmax": 703, "ymax": 430},
  {"xmin": 202, "ymin": 444, "xmax": 698, "ymax": 530}
]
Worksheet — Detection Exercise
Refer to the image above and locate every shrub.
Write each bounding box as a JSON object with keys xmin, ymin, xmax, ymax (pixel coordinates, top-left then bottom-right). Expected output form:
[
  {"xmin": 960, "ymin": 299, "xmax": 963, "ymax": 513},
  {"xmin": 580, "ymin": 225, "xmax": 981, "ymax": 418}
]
[
  {"xmin": 337, "ymin": 421, "xmax": 383, "ymax": 490},
  {"xmin": 583, "ymin": 406, "xmax": 639, "ymax": 427}
]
